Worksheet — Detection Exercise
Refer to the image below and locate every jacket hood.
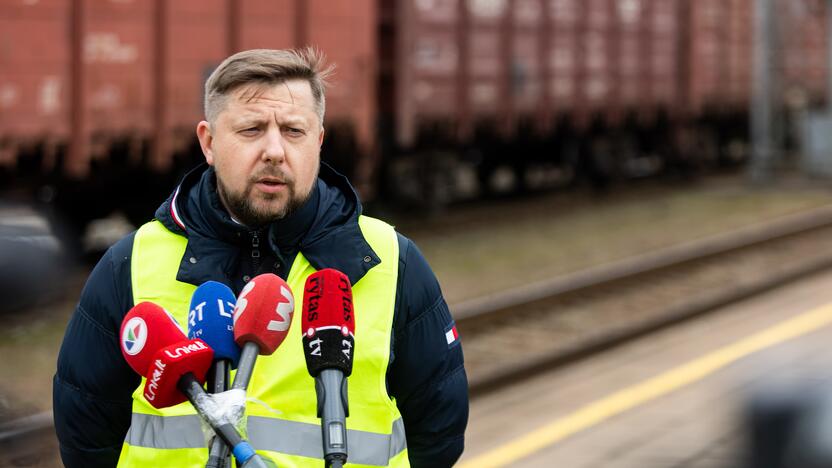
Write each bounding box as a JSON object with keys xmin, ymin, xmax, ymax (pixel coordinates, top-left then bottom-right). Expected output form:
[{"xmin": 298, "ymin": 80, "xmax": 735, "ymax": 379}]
[{"xmin": 155, "ymin": 162, "xmax": 380, "ymax": 287}]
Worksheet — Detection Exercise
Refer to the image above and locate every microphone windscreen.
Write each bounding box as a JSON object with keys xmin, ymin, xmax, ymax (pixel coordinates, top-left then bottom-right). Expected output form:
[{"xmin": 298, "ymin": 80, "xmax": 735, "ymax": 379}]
[
  {"xmin": 188, "ymin": 281, "xmax": 241, "ymax": 367},
  {"xmin": 233, "ymin": 273, "xmax": 295, "ymax": 355},
  {"xmin": 143, "ymin": 338, "xmax": 214, "ymax": 409},
  {"xmin": 301, "ymin": 269, "xmax": 355, "ymax": 377},
  {"xmin": 121, "ymin": 301, "xmax": 188, "ymax": 376}
]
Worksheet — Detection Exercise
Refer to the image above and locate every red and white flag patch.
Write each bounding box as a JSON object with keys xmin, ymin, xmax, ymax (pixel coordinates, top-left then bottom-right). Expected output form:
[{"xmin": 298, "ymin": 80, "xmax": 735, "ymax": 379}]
[{"xmin": 445, "ymin": 324, "xmax": 459, "ymax": 347}]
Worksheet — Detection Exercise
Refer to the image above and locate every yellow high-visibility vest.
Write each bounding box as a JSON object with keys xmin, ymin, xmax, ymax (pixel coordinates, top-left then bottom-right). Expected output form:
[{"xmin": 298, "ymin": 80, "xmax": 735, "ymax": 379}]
[{"xmin": 118, "ymin": 216, "xmax": 409, "ymax": 467}]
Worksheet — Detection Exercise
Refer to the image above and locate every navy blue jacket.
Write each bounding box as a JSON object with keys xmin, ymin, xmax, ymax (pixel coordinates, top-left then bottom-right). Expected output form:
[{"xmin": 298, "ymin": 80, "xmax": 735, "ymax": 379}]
[{"xmin": 53, "ymin": 164, "xmax": 468, "ymax": 467}]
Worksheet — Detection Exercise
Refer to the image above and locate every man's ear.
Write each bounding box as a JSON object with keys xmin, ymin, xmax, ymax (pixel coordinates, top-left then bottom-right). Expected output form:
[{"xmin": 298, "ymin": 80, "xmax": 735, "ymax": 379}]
[
  {"xmin": 318, "ymin": 126, "xmax": 325, "ymax": 147},
  {"xmin": 196, "ymin": 121, "xmax": 215, "ymax": 165}
]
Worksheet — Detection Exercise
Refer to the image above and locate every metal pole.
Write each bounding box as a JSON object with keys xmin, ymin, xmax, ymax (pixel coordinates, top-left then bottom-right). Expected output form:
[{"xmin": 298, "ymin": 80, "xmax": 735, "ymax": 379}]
[
  {"xmin": 750, "ymin": 0, "xmax": 776, "ymax": 184},
  {"xmin": 68, "ymin": 0, "xmax": 88, "ymax": 178},
  {"xmin": 395, "ymin": 0, "xmax": 415, "ymax": 148},
  {"xmin": 227, "ymin": 0, "xmax": 240, "ymax": 55},
  {"xmin": 152, "ymin": 0, "xmax": 170, "ymax": 171},
  {"xmin": 456, "ymin": 0, "xmax": 471, "ymax": 141},
  {"xmin": 500, "ymin": 0, "xmax": 516, "ymax": 136},
  {"xmin": 827, "ymin": 0, "xmax": 832, "ymax": 111},
  {"xmin": 294, "ymin": 0, "xmax": 308, "ymax": 48}
]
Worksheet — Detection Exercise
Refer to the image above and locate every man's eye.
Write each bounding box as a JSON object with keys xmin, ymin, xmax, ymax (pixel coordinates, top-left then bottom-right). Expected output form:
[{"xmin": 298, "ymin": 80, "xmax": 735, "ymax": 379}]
[
  {"xmin": 286, "ymin": 127, "xmax": 305, "ymax": 136},
  {"xmin": 239, "ymin": 128, "xmax": 260, "ymax": 135}
]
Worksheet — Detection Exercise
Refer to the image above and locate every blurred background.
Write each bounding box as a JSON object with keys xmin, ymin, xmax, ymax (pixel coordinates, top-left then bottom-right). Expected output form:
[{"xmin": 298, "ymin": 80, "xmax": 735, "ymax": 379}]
[{"xmin": 6, "ymin": 0, "xmax": 832, "ymax": 466}]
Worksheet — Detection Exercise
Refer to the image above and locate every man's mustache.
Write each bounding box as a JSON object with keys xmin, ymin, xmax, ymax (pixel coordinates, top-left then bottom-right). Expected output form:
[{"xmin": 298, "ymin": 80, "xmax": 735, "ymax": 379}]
[{"xmin": 250, "ymin": 168, "xmax": 293, "ymax": 184}]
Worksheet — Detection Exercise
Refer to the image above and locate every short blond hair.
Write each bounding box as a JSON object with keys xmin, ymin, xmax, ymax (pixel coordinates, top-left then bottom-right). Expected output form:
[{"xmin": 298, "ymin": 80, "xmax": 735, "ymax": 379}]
[{"xmin": 204, "ymin": 47, "xmax": 333, "ymax": 126}]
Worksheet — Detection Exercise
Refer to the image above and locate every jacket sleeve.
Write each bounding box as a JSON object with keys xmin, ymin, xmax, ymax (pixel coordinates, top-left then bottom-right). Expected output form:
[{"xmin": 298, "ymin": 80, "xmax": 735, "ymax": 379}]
[
  {"xmin": 388, "ymin": 234, "xmax": 468, "ymax": 468},
  {"xmin": 53, "ymin": 234, "xmax": 139, "ymax": 468}
]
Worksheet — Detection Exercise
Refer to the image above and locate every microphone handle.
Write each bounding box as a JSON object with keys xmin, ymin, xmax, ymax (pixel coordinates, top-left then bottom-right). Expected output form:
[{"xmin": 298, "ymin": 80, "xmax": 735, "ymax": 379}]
[
  {"xmin": 206, "ymin": 360, "xmax": 232, "ymax": 468},
  {"xmin": 177, "ymin": 374, "xmax": 264, "ymax": 467},
  {"xmin": 207, "ymin": 359, "xmax": 231, "ymax": 394},
  {"xmin": 316, "ymin": 369, "xmax": 349, "ymax": 467},
  {"xmin": 209, "ymin": 342, "xmax": 261, "ymax": 467},
  {"xmin": 240, "ymin": 455, "xmax": 278, "ymax": 468},
  {"xmin": 178, "ymin": 373, "xmax": 244, "ymax": 447},
  {"xmin": 232, "ymin": 342, "xmax": 261, "ymax": 390}
]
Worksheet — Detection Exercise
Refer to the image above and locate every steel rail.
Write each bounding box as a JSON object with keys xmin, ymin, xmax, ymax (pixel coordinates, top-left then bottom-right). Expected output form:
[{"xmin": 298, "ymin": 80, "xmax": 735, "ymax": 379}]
[
  {"xmin": 460, "ymin": 206, "xmax": 832, "ymax": 397},
  {"xmin": 454, "ymin": 204, "xmax": 832, "ymax": 324}
]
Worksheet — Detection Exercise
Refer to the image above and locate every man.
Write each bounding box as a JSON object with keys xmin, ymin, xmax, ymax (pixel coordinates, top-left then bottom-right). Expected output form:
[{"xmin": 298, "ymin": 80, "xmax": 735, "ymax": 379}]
[{"xmin": 53, "ymin": 48, "xmax": 468, "ymax": 467}]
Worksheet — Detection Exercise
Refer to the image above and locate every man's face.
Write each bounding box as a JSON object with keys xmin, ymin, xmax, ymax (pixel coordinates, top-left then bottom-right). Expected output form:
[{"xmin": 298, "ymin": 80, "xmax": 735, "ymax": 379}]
[{"xmin": 196, "ymin": 80, "xmax": 324, "ymax": 226}]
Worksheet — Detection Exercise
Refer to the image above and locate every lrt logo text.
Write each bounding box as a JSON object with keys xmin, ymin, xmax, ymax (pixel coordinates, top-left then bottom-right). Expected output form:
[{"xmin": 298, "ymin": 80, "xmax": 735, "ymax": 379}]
[{"xmin": 144, "ymin": 359, "xmax": 166, "ymax": 402}]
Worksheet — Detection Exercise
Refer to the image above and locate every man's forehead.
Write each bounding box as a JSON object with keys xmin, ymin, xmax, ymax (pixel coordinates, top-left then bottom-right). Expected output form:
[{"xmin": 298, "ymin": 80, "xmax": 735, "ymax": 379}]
[{"xmin": 231, "ymin": 81, "xmax": 316, "ymax": 113}]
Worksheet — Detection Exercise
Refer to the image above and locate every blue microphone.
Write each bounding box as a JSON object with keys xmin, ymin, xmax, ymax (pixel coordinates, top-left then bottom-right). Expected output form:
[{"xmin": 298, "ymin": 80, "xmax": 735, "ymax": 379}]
[
  {"xmin": 188, "ymin": 281, "xmax": 241, "ymax": 379},
  {"xmin": 189, "ymin": 281, "xmax": 241, "ymax": 468}
]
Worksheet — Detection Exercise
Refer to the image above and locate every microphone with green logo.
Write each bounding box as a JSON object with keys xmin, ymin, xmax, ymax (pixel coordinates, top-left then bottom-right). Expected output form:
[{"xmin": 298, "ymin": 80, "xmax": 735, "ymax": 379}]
[{"xmin": 119, "ymin": 301, "xmax": 275, "ymax": 468}]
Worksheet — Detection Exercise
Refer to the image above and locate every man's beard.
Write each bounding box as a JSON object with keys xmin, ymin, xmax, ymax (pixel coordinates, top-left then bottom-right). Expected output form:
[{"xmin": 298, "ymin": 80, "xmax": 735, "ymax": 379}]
[{"xmin": 216, "ymin": 170, "xmax": 311, "ymax": 227}]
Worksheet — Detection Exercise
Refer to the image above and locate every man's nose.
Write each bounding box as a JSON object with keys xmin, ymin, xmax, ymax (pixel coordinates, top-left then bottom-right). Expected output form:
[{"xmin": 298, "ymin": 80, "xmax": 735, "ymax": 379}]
[{"xmin": 262, "ymin": 128, "xmax": 286, "ymax": 164}]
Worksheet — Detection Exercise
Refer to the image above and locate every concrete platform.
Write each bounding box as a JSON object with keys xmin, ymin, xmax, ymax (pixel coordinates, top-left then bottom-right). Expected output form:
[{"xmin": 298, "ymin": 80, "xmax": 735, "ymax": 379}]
[{"xmin": 461, "ymin": 268, "xmax": 832, "ymax": 467}]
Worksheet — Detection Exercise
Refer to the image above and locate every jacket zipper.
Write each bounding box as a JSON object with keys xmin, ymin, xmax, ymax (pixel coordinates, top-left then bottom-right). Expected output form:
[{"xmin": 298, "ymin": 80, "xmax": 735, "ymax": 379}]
[{"xmin": 250, "ymin": 230, "xmax": 261, "ymax": 274}]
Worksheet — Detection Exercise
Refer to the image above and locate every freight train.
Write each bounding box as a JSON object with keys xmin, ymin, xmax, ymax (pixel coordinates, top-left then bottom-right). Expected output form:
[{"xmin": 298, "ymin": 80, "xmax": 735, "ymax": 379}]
[{"xmin": 0, "ymin": 0, "xmax": 828, "ymax": 241}]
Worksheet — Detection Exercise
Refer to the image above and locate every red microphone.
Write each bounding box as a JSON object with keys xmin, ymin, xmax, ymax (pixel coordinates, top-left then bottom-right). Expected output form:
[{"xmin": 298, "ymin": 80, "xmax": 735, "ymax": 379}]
[
  {"xmin": 230, "ymin": 273, "xmax": 295, "ymax": 390},
  {"xmin": 143, "ymin": 339, "xmax": 214, "ymax": 408},
  {"xmin": 301, "ymin": 269, "xmax": 355, "ymax": 468},
  {"xmin": 120, "ymin": 302, "xmax": 272, "ymax": 467},
  {"xmin": 119, "ymin": 302, "xmax": 213, "ymax": 408},
  {"xmin": 301, "ymin": 268, "xmax": 355, "ymax": 376},
  {"xmin": 207, "ymin": 273, "xmax": 295, "ymax": 465},
  {"xmin": 120, "ymin": 302, "xmax": 188, "ymax": 376}
]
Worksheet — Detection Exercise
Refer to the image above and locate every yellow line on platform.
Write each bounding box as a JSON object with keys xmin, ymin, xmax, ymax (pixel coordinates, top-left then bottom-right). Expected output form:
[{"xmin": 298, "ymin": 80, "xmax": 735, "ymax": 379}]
[{"xmin": 459, "ymin": 303, "xmax": 832, "ymax": 468}]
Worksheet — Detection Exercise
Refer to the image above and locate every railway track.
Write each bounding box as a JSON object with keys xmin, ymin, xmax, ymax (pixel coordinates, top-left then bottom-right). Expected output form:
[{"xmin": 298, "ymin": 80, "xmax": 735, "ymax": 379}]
[
  {"xmin": 7, "ymin": 205, "xmax": 832, "ymax": 465},
  {"xmin": 0, "ymin": 412, "xmax": 58, "ymax": 467},
  {"xmin": 460, "ymin": 205, "xmax": 832, "ymax": 397}
]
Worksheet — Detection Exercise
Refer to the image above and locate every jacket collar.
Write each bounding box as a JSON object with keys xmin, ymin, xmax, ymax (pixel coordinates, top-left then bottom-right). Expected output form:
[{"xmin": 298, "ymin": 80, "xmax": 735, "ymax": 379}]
[
  {"xmin": 155, "ymin": 163, "xmax": 380, "ymax": 287},
  {"xmin": 281, "ymin": 164, "xmax": 381, "ymax": 284}
]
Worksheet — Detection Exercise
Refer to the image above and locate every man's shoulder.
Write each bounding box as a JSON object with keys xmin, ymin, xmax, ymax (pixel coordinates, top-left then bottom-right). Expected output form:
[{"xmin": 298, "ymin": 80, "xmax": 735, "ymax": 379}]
[
  {"xmin": 75, "ymin": 229, "xmax": 138, "ymax": 333},
  {"xmin": 357, "ymin": 214, "xmax": 396, "ymax": 235},
  {"xmin": 392, "ymin": 230, "xmax": 445, "ymax": 320},
  {"xmin": 92, "ymin": 229, "xmax": 138, "ymax": 282},
  {"xmin": 355, "ymin": 214, "xmax": 417, "ymax": 262},
  {"xmin": 392, "ymin": 231, "xmax": 431, "ymax": 275},
  {"xmin": 104, "ymin": 220, "xmax": 187, "ymax": 293},
  {"xmin": 109, "ymin": 229, "xmax": 137, "ymax": 265}
]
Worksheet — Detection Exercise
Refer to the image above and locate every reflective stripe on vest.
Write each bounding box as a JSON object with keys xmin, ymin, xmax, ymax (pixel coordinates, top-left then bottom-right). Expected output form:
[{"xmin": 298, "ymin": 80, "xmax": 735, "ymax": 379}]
[
  {"xmin": 119, "ymin": 216, "xmax": 409, "ymax": 468},
  {"xmin": 124, "ymin": 413, "xmax": 407, "ymax": 466}
]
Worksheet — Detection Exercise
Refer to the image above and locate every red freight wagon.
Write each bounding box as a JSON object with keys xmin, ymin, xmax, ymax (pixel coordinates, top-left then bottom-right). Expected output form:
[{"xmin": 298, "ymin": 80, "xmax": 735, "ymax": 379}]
[
  {"xmin": 0, "ymin": 0, "xmax": 375, "ymax": 167},
  {"xmin": 579, "ymin": 0, "xmax": 613, "ymax": 117},
  {"xmin": 385, "ymin": 0, "xmax": 690, "ymax": 144},
  {"xmin": 725, "ymin": 0, "xmax": 752, "ymax": 109},
  {"xmin": 512, "ymin": 0, "xmax": 544, "ymax": 119},
  {"xmin": 0, "ymin": 1, "xmax": 71, "ymax": 142},
  {"xmin": 0, "ymin": 0, "xmax": 376, "ymax": 245},
  {"xmin": 386, "ymin": 0, "xmax": 463, "ymax": 148},
  {"xmin": 612, "ymin": 0, "xmax": 645, "ymax": 115},
  {"xmin": 2, "ymin": 0, "xmax": 831, "ymax": 235},
  {"xmin": 686, "ymin": 0, "xmax": 727, "ymax": 115},
  {"xmin": 166, "ymin": 0, "xmax": 232, "ymax": 132},
  {"xmin": 645, "ymin": 0, "xmax": 682, "ymax": 114},
  {"xmin": 547, "ymin": 0, "xmax": 581, "ymax": 114},
  {"xmin": 381, "ymin": 0, "xmax": 830, "ymax": 202}
]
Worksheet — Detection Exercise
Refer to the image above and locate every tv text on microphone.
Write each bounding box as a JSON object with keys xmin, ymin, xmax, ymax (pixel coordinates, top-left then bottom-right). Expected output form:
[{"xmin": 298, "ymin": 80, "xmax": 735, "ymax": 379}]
[{"xmin": 302, "ymin": 268, "xmax": 356, "ymax": 468}]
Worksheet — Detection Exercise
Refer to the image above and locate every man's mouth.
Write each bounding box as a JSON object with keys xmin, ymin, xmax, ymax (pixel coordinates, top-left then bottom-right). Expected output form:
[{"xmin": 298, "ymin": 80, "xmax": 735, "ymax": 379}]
[
  {"xmin": 257, "ymin": 177, "xmax": 285, "ymax": 186},
  {"xmin": 254, "ymin": 177, "xmax": 288, "ymax": 194}
]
